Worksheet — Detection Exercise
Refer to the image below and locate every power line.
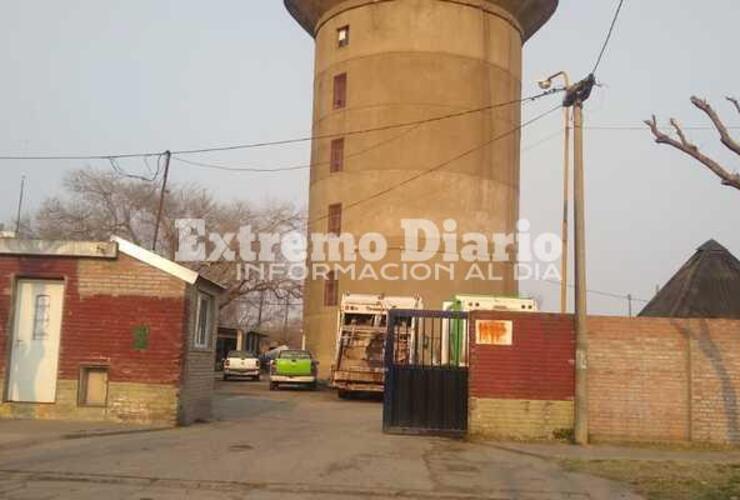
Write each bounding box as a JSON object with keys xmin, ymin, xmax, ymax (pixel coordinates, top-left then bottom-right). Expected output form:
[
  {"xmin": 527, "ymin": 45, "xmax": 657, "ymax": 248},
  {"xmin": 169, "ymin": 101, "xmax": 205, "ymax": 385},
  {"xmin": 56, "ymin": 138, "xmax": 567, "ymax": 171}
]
[
  {"xmin": 308, "ymin": 104, "xmax": 563, "ymax": 229},
  {"xmin": 107, "ymin": 155, "xmax": 163, "ymax": 182},
  {"xmin": 522, "ymin": 129, "xmax": 564, "ymax": 152},
  {"xmin": 592, "ymin": 0, "xmax": 627, "ymax": 75},
  {"xmin": 0, "ymin": 90, "xmax": 562, "ymax": 162},
  {"xmin": 167, "ymin": 122, "xmax": 740, "ymax": 174},
  {"xmin": 172, "ymin": 121, "xmax": 424, "ymax": 173},
  {"xmin": 174, "ymin": 156, "xmax": 309, "ymax": 173},
  {"xmin": 587, "ymin": 125, "xmax": 740, "ymax": 131},
  {"xmin": 541, "ymin": 278, "xmax": 650, "ymax": 303},
  {"xmin": 179, "ymin": 112, "xmax": 566, "ymax": 174},
  {"xmin": 170, "ymin": 91, "xmax": 561, "ymax": 156}
]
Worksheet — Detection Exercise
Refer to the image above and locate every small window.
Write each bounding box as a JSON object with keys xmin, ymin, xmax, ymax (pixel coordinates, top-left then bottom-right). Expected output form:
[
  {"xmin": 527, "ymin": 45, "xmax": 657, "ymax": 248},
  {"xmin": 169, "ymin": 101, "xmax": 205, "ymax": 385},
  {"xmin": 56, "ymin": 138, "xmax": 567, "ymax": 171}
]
[
  {"xmin": 330, "ymin": 138, "xmax": 345, "ymax": 173},
  {"xmin": 79, "ymin": 366, "xmax": 108, "ymax": 407},
  {"xmin": 333, "ymin": 73, "xmax": 347, "ymax": 109},
  {"xmin": 328, "ymin": 203, "xmax": 342, "ymax": 235},
  {"xmin": 195, "ymin": 292, "xmax": 213, "ymax": 349},
  {"xmin": 337, "ymin": 26, "xmax": 350, "ymax": 48},
  {"xmin": 32, "ymin": 294, "xmax": 51, "ymax": 340},
  {"xmin": 324, "ymin": 272, "xmax": 338, "ymax": 307}
]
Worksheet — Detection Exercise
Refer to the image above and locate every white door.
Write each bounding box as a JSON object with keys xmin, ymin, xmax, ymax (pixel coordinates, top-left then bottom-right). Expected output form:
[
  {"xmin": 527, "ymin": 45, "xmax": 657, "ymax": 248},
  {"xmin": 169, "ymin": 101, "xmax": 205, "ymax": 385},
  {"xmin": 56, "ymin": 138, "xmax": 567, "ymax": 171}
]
[{"xmin": 7, "ymin": 280, "xmax": 65, "ymax": 403}]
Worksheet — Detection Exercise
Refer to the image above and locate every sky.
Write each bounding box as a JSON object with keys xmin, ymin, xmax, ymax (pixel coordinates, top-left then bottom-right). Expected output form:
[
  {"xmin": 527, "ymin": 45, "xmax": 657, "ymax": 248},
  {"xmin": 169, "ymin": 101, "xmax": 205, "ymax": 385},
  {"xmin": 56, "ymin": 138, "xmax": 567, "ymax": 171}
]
[{"xmin": 1, "ymin": 0, "xmax": 738, "ymax": 315}]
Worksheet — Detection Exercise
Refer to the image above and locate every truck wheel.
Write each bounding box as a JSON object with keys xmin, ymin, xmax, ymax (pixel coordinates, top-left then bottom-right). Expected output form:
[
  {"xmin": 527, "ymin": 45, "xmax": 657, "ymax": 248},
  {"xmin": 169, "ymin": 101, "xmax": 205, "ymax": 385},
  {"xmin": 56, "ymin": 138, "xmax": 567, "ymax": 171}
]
[
  {"xmin": 338, "ymin": 389, "xmax": 350, "ymax": 400},
  {"xmin": 269, "ymin": 382, "xmax": 278, "ymax": 391}
]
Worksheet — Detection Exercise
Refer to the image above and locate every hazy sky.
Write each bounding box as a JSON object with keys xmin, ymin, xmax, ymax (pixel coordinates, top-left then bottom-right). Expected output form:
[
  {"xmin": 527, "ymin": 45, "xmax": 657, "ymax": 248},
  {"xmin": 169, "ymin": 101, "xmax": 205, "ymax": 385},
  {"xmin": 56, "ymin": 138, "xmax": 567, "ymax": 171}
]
[{"xmin": 1, "ymin": 1, "xmax": 738, "ymax": 315}]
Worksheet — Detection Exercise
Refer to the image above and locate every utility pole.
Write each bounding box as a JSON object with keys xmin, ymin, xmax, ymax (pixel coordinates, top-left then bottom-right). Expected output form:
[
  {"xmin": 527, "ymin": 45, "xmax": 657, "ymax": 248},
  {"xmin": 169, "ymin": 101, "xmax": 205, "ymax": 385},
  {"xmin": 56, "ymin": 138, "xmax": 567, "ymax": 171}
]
[
  {"xmin": 256, "ymin": 290, "xmax": 265, "ymax": 329},
  {"xmin": 282, "ymin": 294, "xmax": 290, "ymax": 337},
  {"xmin": 537, "ymin": 72, "xmax": 571, "ymax": 314},
  {"xmin": 627, "ymin": 294, "xmax": 633, "ymax": 318},
  {"xmin": 560, "ymin": 108, "xmax": 571, "ymax": 313},
  {"xmin": 152, "ymin": 150, "xmax": 172, "ymax": 252},
  {"xmin": 565, "ymin": 74, "xmax": 596, "ymax": 446},
  {"xmin": 14, "ymin": 175, "xmax": 26, "ymax": 236}
]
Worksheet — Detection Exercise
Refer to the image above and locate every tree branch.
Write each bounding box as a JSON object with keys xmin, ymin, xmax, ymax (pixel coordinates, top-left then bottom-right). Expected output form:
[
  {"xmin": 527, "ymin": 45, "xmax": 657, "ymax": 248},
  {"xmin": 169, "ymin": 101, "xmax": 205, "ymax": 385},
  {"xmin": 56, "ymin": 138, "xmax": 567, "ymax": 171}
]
[
  {"xmin": 645, "ymin": 115, "xmax": 740, "ymax": 191},
  {"xmin": 691, "ymin": 96, "xmax": 740, "ymax": 156},
  {"xmin": 728, "ymin": 96, "xmax": 740, "ymax": 114}
]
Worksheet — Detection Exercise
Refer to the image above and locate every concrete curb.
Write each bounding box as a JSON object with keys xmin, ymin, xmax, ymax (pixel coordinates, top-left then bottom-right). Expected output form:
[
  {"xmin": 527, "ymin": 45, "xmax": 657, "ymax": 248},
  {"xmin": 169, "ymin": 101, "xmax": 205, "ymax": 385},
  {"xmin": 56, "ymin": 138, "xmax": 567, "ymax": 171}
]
[
  {"xmin": 62, "ymin": 425, "xmax": 173, "ymax": 440},
  {"xmin": 476, "ymin": 440, "xmax": 740, "ymax": 464}
]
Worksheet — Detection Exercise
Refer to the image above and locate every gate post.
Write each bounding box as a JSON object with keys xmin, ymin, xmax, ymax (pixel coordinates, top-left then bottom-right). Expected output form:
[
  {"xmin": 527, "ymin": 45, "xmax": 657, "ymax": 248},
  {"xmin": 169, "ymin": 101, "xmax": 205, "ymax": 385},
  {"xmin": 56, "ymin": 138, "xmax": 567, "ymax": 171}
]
[{"xmin": 382, "ymin": 309, "xmax": 398, "ymax": 432}]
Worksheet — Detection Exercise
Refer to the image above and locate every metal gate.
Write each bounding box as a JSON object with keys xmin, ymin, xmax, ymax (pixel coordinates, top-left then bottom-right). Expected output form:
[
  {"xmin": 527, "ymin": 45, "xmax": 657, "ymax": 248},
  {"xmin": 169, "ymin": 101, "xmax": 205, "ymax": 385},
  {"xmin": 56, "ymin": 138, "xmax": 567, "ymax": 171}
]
[{"xmin": 383, "ymin": 309, "xmax": 469, "ymax": 437}]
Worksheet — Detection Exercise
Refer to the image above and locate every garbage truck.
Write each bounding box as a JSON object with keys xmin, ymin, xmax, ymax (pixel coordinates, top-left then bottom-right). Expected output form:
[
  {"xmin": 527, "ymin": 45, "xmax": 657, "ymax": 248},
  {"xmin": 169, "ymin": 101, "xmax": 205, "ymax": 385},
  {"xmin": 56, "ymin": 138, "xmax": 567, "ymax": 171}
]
[
  {"xmin": 442, "ymin": 294, "xmax": 539, "ymax": 366},
  {"xmin": 330, "ymin": 293, "xmax": 423, "ymax": 397}
]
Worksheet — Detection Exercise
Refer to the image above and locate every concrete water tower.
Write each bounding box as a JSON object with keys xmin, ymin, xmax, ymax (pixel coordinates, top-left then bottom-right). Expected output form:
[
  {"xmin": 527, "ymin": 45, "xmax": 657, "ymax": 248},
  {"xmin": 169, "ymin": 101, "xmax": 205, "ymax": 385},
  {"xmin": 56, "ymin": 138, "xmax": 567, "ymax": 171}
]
[{"xmin": 285, "ymin": 0, "xmax": 558, "ymax": 373}]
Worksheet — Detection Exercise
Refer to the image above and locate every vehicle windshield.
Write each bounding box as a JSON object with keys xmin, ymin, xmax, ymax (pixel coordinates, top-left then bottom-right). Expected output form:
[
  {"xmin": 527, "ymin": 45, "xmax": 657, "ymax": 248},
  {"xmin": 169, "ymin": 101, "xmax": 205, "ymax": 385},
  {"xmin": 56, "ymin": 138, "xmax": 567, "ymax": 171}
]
[
  {"xmin": 227, "ymin": 350, "xmax": 256, "ymax": 358},
  {"xmin": 280, "ymin": 350, "xmax": 311, "ymax": 359}
]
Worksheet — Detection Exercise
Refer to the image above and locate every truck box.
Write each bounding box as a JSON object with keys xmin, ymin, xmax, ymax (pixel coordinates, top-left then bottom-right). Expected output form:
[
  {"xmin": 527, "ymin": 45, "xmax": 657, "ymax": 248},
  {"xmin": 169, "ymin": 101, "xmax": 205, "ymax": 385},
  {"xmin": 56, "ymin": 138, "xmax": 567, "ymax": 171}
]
[{"xmin": 331, "ymin": 293, "xmax": 423, "ymax": 396}]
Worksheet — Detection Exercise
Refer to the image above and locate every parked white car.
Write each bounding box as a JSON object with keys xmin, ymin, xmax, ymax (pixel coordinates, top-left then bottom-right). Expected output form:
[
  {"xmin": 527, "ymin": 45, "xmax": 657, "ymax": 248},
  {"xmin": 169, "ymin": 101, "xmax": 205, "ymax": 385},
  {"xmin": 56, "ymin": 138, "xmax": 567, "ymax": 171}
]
[{"xmin": 223, "ymin": 351, "xmax": 260, "ymax": 381}]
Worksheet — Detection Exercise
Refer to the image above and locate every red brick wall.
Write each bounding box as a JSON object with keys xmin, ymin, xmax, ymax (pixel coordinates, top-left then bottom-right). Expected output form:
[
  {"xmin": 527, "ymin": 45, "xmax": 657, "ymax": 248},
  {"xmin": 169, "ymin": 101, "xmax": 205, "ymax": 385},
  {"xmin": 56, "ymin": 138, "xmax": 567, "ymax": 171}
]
[
  {"xmin": 0, "ymin": 254, "xmax": 188, "ymax": 387},
  {"xmin": 469, "ymin": 311, "xmax": 575, "ymax": 401}
]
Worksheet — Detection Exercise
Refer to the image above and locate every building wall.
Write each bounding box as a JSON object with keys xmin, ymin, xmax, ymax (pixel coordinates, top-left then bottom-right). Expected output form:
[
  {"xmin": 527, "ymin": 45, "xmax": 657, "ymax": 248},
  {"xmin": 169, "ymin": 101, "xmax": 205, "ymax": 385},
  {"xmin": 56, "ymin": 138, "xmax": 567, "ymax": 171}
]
[
  {"xmin": 0, "ymin": 253, "xmax": 214, "ymax": 426},
  {"xmin": 177, "ymin": 284, "xmax": 219, "ymax": 425},
  {"xmin": 589, "ymin": 317, "xmax": 740, "ymax": 444},
  {"xmin": 291, "ymin": 0, "xmax": 558, "ymax": 377},
  {"xmin": 468, "ymin": 312, "xmax": 740, "ymax": 444},
  {"xmin": 468, "ymin": 311, "xmax": 575, "ymax": 439}
]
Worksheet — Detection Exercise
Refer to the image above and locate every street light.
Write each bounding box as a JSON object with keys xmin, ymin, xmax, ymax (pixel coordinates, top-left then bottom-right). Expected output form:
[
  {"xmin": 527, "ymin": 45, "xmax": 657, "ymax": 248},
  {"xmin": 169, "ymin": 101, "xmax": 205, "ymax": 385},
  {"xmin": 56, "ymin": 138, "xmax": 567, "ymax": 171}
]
[
  {"xmin": 537, "ymin": 72, "xmax": 571, "ymax": 315},
  {"xmin": 539, "ymin": 72, "xmax": 596, "ymax": 446}
]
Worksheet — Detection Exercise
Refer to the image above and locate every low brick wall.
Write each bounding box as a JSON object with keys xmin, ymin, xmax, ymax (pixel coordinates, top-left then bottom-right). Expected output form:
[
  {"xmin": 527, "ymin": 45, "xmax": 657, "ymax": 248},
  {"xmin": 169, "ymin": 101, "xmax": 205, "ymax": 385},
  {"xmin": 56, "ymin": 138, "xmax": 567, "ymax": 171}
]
[
  {"xmin": 468, "ymin": 313, "xmax": 740, "ymax": 444},
  {"xmin": 470, "ymin": 398, "xmax": 573, "ymax": 439},
  {"xmin": 0, "ymin": 379, "xmax": 178, "ymax": 425}
]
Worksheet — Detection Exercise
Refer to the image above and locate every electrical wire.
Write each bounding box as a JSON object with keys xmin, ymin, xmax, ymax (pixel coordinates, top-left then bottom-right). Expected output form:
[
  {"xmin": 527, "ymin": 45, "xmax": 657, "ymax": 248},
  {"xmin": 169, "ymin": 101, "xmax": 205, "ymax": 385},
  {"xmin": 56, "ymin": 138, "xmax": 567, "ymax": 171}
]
[
  {"xmin": 174, "ymin": 156, "xmax": 308, "ymax": 173},
  {"xmin": 592, "ymin": 0, "xmax": 627, "ymax": 75},
  {"xmin": 125, "ymin": 120, "xmax": 740, "ymax": 175},
  {"xmin": 522, "ymin": 129, "xmax": 564, "ymax": 152},
  {"xmin": 107, "ymin": 154, "xmax": 164, "ymax": 182},
  {"xmin": 177, "ymin": 122, "xmax": 740, "ymax": 173},
  {"xmin": 587, "ymin": 125, "xmax": 740, "ymax": 131},
  {"xmin": 0, "ymin": 90, "xmax": 562, "ymax": 162},
  {"xmin": 307, "ymin": 104, "xmax": 563, "ymax": 229},
  {"xmin": 542, "ymin": 278, "xmax": 650, "ymax": 303},
  {"xmin": 172, "ymin": 122, "xmax": 424, "ymax": 173}
]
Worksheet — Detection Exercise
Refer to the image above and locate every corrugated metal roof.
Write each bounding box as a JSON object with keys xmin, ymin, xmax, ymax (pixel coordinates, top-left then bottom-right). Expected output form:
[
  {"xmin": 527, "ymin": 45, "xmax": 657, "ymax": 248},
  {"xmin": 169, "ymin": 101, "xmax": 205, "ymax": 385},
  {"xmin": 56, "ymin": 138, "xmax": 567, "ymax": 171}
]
[{"xmin": 640, "ymin": 240, "xmax": 740, "ymax": 319}]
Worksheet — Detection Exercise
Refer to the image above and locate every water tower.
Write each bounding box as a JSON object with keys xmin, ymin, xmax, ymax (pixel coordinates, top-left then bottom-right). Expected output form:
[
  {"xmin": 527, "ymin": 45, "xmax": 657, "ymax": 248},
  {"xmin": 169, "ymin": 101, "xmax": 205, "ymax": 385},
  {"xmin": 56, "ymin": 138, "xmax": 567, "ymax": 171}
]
[{"xmin": 285, "ymin": 0, "xmax": 558, "ymax": 373}]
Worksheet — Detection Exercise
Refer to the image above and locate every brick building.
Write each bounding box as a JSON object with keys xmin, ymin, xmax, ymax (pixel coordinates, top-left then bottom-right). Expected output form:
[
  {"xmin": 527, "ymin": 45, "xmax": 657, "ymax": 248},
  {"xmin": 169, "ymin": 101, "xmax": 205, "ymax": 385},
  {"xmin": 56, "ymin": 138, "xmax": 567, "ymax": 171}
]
[{"xmin": 0, "ymin": 236, "xmax": 223, "ymax": 426}]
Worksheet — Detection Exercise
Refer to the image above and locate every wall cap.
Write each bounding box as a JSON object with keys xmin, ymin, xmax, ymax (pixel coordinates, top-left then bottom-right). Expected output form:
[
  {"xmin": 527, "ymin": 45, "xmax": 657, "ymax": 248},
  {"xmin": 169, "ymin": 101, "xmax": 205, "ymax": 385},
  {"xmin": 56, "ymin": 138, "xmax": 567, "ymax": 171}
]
[{"xmin": 0, "ymin": 238, "xmax": 117, "ymax": 259}]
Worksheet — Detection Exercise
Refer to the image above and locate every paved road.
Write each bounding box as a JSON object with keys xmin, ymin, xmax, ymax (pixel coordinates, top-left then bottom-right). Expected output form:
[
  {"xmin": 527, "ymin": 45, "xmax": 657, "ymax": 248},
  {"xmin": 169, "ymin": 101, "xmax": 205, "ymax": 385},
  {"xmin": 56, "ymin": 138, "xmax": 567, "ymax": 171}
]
[{"xmin": 0, "ymin": 380, "xmax": 640, "ymax": 499}]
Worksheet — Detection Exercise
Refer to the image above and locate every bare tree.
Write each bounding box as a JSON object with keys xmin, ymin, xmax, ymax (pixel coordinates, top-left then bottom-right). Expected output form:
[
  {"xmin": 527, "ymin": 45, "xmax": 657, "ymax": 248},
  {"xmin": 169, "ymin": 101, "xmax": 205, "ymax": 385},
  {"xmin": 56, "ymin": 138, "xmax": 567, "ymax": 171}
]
[
  {"xmin": 36, "ymin": 169, "xmax": 161, "ymax": 246},
  {"xmin": 34, "ymin": 167, "xmax": 305, "ymax": 323},
  {"xmin": 645, "ymin": 96, "xmax": 740, "ymax": 191}
]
